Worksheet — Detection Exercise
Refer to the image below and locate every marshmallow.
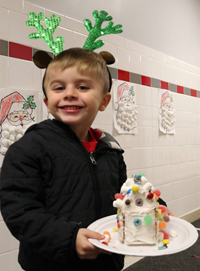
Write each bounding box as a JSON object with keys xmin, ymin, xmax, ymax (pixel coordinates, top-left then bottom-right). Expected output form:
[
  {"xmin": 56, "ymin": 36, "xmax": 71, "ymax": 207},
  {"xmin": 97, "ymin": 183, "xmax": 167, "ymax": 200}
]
[{"xmin": 169, "ymin": 229, "xmax": 177, "ymax": 238}]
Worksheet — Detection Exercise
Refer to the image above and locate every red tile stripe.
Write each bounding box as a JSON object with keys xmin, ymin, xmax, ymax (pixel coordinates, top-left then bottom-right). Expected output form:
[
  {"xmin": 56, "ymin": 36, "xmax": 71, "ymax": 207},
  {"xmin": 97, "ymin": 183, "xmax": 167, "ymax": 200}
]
[
  {"xmin": 0, "ymin": 40, "xmax": 199, "ymax": 98},
  {"xmin": 141, "ymin": 75, "xmax": 151, "ymax": 87},
  {"xmin": 161, "ymin": 81, "xmax": 169, "ymax": 90},
  {"xmin": 177, "ymin": 85, "xmax": 184, "ymax": 94},
  {"xmin": 191, "ymin": 89, "xmax": 197, "ymax": 97},
  {"xmin": 118, "ymin": 69, "xmax": 130, "ymax": 82},
  {"xmin": 9, "ymin": 42, "xmax": 32, "ymax": 61}
]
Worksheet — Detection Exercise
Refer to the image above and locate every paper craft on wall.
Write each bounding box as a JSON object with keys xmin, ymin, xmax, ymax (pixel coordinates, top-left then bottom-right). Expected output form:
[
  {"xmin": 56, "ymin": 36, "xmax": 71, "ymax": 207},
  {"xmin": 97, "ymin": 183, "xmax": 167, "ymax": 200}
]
[
  {"xmin": 159, "ymin": 89, "xmax": 176, "ymax": 134},
  {"xmin": 113, "ymin": 80, "xmax": 138, "ymax": 134},
  {"xmin": 0, "ymin": 90, "xmax": 40, "ymax": 165},
  {"xmin": 42, "ymin": 101, "xmax": 54, "ymax": 120}
]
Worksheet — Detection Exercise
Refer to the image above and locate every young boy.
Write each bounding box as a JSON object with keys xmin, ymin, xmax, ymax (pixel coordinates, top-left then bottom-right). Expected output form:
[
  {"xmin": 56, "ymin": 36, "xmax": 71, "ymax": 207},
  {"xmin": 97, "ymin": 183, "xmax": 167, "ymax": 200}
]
[{"xmin": 0, "ymin": 48, "xmax": 127, "ymax": 271}]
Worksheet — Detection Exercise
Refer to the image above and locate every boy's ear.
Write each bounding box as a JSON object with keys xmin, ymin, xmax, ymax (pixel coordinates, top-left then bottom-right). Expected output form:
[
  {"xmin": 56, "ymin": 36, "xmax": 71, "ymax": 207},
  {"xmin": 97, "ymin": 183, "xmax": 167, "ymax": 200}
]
[
  {"xmin": 43, "ymin": 97, "xmax": 50, "ymax": 112},
  {"xmin": 99, "ymin": 93, "xmax": 111, "ymax": 111}
]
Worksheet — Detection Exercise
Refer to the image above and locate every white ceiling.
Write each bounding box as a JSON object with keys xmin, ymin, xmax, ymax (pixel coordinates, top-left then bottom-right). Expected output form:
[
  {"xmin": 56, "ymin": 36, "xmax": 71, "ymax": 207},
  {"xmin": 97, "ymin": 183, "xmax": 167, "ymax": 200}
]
[{"xmin": 25, "ymin": 0, "xmax": 200, "ymax": 68}]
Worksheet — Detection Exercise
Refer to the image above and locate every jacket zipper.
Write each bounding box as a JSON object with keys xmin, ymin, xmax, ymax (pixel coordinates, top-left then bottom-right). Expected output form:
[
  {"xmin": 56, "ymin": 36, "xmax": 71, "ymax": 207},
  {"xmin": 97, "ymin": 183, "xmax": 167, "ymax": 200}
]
[
  {"xmin": 89, "ymin": 152, "xmax": 97, "ymax": 164},
  {"xmin": 89, "ymin": 151, "xmax": 101, "ymax": 219}
]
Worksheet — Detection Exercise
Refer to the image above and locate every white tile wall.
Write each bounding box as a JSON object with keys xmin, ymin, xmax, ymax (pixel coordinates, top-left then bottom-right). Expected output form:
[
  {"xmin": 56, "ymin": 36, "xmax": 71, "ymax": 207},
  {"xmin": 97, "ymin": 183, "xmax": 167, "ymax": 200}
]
[
  {"xmin": 23, "ymin": 0, "xmax": 44, "ymax": 15},
  {"xmin": 136, "ymin": 84, "xmax": 152, "ymax": 106},
  {"xmin": 8, "ymin": 57, "xmax": 33, "ymax": 90},
  {"xmin": 141, "ymin": 54, "xmax": 152, "ymax": 77},
  {"xmin": 0, "ymin": 0, "xmax": 23, "ymax": 13},
  {"xmin": 0, "ymin": 0, "xmax": 200, "ymax": 269},
  {"xmin": 0, "ymin": 56, "xmax": 9, "ymax": 88},
  {"xmin": 117, "ymin": 47, "xmax": 130, "ymax": 71},
  {"xmin": 0, "ymin": 7, "xmax": 9, "ymax": 41},
  {"xmin": 0, "ymin": 252, "xmax": 14, "ymax": 271}
]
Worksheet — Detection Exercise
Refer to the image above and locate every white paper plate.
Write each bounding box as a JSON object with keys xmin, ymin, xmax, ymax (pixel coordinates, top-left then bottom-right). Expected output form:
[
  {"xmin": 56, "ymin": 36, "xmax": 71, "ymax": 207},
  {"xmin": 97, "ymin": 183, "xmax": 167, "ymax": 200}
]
[{"xmin": 87, "ymin": 215, "xmax": 198, "ymax": 256}]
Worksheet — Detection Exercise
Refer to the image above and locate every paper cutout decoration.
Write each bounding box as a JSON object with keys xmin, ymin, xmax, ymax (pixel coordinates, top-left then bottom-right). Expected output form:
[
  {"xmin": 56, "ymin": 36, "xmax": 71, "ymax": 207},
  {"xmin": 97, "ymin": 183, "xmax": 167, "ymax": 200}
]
[
  {"xmin": 113, "ymin": 80, "xmax": 138, "ymax": 134},
  {"xmin": 159, "ymin": 90, "xmax": 175, "ymax": 134},
  {"xmin": 0, "ymin": 91, "xmax": 38, "ymax": 159}
]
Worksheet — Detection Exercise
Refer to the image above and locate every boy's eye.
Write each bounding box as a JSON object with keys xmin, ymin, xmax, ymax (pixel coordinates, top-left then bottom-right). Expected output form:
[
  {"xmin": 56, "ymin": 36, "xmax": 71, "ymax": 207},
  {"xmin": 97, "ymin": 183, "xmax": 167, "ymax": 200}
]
[
  {"xmin": 78, "ymin": 85, "xmax": 89, "ymax": 90},
  {"xmin": 54, "ymin": 86, "xmax": 64, "ymax": 91}
]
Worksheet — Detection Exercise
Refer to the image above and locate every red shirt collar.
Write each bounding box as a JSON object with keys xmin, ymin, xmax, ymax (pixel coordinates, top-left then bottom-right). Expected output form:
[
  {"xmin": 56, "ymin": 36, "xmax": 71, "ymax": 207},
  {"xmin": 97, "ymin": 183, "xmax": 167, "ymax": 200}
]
[{"xmin": 81, "ymin": 128, "xmax": 101, "ymax": 152}]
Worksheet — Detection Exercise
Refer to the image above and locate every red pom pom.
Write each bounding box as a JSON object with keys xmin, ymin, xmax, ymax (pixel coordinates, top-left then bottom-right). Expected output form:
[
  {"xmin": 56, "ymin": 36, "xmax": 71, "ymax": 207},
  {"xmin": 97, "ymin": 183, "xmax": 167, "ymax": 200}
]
[
  {"xmin": 115, "ymin": 193, "xmax": 124, "ymax": 200},
  {"xmin": 153, "ymin": 190, "xmax": 161, "ymax": 197},
  {"xmin": 147, "ymin": 192, "xmax": 154, "ymax": 199}
]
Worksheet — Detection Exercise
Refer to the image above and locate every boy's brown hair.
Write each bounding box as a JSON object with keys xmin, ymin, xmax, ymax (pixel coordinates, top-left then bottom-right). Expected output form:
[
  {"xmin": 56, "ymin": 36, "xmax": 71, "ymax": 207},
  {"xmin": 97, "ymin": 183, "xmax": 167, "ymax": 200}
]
[{"xmin": 43, "ymin": 48, "xmax": 112, "ymax": 98}]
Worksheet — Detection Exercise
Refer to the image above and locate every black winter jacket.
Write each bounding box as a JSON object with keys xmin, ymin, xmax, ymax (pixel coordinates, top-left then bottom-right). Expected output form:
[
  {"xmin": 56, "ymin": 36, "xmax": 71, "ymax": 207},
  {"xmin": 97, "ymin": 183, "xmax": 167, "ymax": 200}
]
[{"xmin": 0, "ymin": 119, "xmax": 127, "ymax": 271}]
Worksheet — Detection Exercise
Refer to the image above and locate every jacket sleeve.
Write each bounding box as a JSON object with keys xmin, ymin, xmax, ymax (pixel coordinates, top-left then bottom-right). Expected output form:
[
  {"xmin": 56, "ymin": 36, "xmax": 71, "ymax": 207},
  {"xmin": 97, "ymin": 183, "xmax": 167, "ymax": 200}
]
[
  {"xmin": 158, "ymin": 197, "xmax": 167, "ymax": 206},
  {"xmin": 0, "ymin": 141, "xmax": 80, "ymax": 264},
  {"xmin": 118, "ymin": 152, "xmax": 127, "ymax": 189}
]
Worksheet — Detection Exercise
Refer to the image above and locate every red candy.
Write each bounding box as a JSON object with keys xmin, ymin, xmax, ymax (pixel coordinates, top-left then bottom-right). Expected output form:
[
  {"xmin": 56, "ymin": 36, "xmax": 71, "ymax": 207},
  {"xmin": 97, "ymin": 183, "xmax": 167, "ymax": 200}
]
[
  {"xmin": 153, "ymin": 190, "xmax": 161, "ymax": 197},
  {"xmin": 159, "ymin": 206, "xmax": 167, "ymax": 213},
  {"xmin": 161, "ymin": 230, "xmax": 169, "ymax": 239},
  {"xmin": 147, "ymin": 192, "xmax": 154, "ymax": 199},
  {"xmin": 117, "ymin": 221, "xmax": 120, "ymax": 228},
  {"xmin": 115, "ymin": 193, "xmax": 124, "ymax": 200}
]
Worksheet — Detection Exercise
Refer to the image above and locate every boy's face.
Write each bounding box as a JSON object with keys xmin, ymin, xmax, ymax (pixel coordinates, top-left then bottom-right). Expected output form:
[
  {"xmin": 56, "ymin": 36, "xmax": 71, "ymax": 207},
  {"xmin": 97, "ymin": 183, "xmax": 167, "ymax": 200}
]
[{"xmin": 44, "ymin": 66, "xmax": 111, "ymax": 133}]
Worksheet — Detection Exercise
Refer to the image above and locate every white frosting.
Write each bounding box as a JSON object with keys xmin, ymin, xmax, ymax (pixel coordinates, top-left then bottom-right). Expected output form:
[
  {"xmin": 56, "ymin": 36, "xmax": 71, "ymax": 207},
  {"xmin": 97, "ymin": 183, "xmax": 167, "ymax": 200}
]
[
  {"xmin": 121, "ymin": 212, "xmax": 157, "ymax": 245},
  {"xmin": 113, "ymin": 198, "xmax": 124, "ymax": 208},
  {"xmin": 113, "ymin": 176, "xmax": 159, "ymax": 245}
]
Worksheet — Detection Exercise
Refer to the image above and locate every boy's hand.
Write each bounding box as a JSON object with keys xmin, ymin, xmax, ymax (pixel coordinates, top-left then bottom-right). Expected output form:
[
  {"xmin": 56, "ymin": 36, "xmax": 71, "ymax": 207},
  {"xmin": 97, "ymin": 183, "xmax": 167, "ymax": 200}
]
[
  {"xmin": 76, "ymin": 228, "xmax": 112, "ymax": 259},
  {"xmin": 166, "ymin": 207, "xmax": 175, "ymax": 217},
  {"xmin": 160, "ymin": 205, "xmax": 176, "ymax": 222}
]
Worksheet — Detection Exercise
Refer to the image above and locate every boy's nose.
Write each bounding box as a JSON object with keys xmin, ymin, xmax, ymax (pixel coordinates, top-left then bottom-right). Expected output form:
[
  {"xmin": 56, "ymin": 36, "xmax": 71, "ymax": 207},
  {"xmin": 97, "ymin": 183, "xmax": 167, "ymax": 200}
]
[{"xmin": 64, "ymin": 87, "xmax": 78, "ymax": 99}]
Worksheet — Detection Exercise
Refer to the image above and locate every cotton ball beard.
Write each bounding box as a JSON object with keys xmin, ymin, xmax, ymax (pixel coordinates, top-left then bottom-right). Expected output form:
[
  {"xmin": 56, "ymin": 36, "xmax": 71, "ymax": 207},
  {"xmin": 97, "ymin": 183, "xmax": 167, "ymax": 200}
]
[
  {"xmin": 116, "ymin": 100, "xmax": 138, "ymax": 131},
  {"xmin": 0, "ymin": 124, "xmax": 27, "ymax": 155},
  {"xmin": 161, "ymin": 107, "xmax": 176, "ymax": 132}
]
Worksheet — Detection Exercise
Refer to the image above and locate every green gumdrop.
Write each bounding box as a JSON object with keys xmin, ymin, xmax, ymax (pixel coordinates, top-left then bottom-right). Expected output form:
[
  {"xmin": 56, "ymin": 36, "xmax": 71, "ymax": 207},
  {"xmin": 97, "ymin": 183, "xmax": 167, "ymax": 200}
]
[{"xmin": 144, "ymin": 215, "xmax": 152, "ymax": 225}]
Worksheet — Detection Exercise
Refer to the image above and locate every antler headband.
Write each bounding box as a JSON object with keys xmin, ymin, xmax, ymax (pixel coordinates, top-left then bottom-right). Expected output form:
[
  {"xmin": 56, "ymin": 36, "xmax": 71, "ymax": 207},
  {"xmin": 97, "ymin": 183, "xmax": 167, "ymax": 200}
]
[{"xmin": 26, "ymin": 10, "xmax": 123, "ymax": 68}]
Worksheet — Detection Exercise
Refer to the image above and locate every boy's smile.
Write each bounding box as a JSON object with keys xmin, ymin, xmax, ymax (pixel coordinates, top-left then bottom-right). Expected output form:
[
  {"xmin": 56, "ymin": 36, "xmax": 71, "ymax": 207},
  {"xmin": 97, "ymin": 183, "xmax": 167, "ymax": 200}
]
[{"xmin": 44, "ymin": 66, "xmax": 111, "ymax": 140}]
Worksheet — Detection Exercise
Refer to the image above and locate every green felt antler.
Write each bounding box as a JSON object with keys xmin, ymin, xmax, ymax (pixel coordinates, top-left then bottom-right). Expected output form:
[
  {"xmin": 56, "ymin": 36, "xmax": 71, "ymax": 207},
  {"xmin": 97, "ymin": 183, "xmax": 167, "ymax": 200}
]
[
  {"xmin": 83, "ymin": 10, "xmax": 123, "ymax": 51},
  {"xmin": 26, "ymin": 12, "xmax": 64, "ymax": 56}
]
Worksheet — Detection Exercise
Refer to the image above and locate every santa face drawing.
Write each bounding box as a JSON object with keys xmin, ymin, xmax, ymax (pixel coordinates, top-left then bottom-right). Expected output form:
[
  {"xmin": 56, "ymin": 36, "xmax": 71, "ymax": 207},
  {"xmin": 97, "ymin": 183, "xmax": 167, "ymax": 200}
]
[
  {"xmin": 163, "ymin": 101, "xmax": 172, "ymax": 110},
  {"xmin": 120, "ymin": 94, "xmax": 134, "ymax": 105},
  {"xmin": 7, "ymin": 109, "xmax": 33, "ymax": 126},
  {"xmin": 0, "ymin": 92, "xmax": 36, "ymax": 155}
]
